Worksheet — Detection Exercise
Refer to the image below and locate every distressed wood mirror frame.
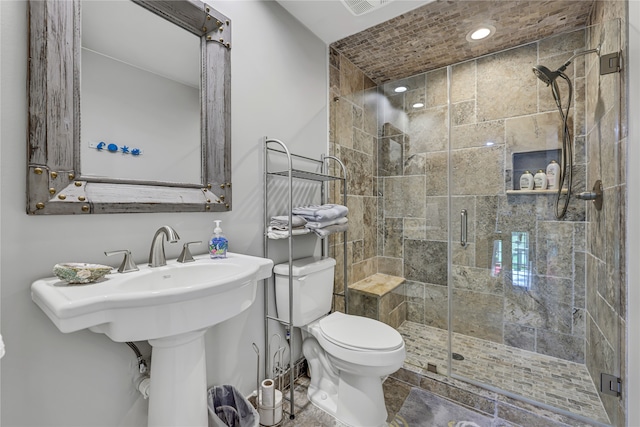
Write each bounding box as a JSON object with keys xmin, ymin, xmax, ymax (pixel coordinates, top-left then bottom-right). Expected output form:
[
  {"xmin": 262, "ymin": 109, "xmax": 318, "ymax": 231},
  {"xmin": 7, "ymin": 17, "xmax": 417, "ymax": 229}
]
[{"xmin": 27, "ymin": 0, "xmax": 231, "ymax": 215}]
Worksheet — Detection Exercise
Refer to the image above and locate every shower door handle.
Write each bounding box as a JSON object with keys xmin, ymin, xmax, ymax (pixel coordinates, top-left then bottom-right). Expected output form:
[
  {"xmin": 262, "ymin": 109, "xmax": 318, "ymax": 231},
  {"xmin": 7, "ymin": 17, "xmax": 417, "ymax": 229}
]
[{"xmin": 460, "ymin": 209, "xmax": 468, "ymax": 247}]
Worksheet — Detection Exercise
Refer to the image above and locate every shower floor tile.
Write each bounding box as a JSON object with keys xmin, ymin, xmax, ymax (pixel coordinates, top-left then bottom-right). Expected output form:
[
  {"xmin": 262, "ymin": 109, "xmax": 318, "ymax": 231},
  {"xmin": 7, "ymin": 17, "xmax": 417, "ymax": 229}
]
[
  {"xmin": 397, "ymin": 320, "xmax": 610, "ymax": 424},
  {"xmin": 277, "ymin": 374, "xmax": 496, "ymax": 426}
]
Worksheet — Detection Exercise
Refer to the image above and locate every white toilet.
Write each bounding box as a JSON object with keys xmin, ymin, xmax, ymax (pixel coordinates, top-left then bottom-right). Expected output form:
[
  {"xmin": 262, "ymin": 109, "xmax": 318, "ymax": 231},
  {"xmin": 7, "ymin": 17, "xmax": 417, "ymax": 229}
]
[{"xmin": 274, "ymin": 257, "xmax": 405, "ymax": 427}]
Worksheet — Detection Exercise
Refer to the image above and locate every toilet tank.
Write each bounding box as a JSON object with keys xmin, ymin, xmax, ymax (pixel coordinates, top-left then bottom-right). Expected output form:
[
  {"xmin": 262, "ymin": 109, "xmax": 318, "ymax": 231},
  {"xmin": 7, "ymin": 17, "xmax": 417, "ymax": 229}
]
[{"xmin": 273, "ymin": 256, "xmax": 336, "ymax": 326}]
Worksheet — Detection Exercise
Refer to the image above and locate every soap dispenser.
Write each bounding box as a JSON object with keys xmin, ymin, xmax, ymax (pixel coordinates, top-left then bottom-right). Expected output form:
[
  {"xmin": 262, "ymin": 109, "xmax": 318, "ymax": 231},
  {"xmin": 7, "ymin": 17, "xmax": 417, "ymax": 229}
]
[{"xmin": 209, "ymin": 220, "xmax": 228, "ymax": 259}]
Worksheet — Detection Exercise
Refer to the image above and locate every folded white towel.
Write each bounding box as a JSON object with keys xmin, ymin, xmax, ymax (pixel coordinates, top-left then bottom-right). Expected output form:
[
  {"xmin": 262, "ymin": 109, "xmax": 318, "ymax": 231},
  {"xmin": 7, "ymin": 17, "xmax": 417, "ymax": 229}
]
[
  {"xmin": 292, "ymin": 204, "xmax": 348, "ymax": 221},
  {"xmin": 311, "ymin": 222, "xmax": 349, "ymax": 238},
  {"xmin": 267, "ymin": 226, "xmax": 311, "ymax": 240},
  {"xmin": 305, "ymin": 217, "xmax": 348, "ymax": 230},
  {"xmin": 270, "ymin": 215, "xmax": 307, "ymax": 230}
]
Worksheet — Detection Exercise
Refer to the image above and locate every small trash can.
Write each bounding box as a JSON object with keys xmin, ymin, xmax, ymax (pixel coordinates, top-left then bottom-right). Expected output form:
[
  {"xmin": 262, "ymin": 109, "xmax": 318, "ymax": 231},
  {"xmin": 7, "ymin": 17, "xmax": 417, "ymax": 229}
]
[{"xmin": 208, "ymin": 385, "xmax": 259, "ymax": 427}]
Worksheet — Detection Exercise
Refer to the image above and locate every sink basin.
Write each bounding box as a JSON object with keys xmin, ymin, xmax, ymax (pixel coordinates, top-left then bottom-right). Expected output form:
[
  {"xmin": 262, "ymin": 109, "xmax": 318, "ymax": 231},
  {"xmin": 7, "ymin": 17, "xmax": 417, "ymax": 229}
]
[
  {"xmin": 32, "ymin": 252, "xmax": 273, "ymax": 342},
  {"xmin": 31, "ymin": 252, "xmax": 273, "ymax": 427}
]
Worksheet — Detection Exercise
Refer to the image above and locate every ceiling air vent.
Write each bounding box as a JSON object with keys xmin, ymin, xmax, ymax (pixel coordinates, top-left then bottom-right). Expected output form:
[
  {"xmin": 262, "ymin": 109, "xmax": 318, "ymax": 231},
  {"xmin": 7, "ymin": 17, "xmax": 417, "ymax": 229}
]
[{"xmin": 341, "ymin": 0, "xmax": 394, "ymax": 16}]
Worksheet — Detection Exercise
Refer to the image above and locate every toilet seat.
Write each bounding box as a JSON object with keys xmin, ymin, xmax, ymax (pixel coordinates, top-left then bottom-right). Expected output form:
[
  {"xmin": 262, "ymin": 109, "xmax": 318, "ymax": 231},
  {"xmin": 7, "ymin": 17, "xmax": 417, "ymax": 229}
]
[
  {"xmin": 306, "ymin": 311, "xmax": 405, "ymax": 369},
  {"xmin": 319, "ymin": 312, "xmax": 403, "ymax": 351}
]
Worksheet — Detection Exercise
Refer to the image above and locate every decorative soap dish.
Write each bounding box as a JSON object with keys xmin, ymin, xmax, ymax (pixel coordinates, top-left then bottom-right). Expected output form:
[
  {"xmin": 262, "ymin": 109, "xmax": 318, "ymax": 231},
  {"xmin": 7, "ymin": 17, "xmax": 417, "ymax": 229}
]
[{"xmin": 53, "ymin": 263, "xmax": 113, "ymax": 284}]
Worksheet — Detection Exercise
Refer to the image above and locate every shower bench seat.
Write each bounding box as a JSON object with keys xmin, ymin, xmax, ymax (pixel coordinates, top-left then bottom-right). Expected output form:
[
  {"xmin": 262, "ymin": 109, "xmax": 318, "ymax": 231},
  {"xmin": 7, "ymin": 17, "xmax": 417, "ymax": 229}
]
[{"xmin": 348, "ymin": 273, "xmax": 405, "ymax": 329}]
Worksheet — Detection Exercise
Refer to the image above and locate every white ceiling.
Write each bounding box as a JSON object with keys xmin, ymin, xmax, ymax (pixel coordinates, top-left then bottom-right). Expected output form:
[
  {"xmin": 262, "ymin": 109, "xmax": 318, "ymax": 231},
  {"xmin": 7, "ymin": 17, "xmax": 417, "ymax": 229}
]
[{"xmin": 275, "ymin": 0, "xmax": 435, "ymax": 44}]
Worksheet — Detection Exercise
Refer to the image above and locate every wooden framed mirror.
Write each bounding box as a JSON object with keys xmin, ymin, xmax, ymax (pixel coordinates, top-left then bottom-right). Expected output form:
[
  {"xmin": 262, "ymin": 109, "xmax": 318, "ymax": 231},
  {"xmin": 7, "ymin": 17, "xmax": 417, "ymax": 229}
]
[{"xmin": 27, "ymin": 0, "xmax": 231, "ymax": 214}]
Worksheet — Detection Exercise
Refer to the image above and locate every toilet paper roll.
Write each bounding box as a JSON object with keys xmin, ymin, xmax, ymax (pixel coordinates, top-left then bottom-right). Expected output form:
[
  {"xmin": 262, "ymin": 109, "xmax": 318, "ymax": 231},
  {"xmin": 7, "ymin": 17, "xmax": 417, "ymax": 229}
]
[
  {"xmin": 260, "ymin": 379, "xmax": 275, "ymax": 408},
  {"xmin": 258, "ymin": 389, "xmax": 282, "ymax": 426}
]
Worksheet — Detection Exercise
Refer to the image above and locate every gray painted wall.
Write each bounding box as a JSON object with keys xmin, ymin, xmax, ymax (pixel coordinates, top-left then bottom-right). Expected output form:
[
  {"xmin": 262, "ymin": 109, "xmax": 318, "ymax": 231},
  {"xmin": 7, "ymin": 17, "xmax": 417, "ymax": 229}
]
[{"xmin": 0, "ymin": 1, "xmax": 327, "ymax": 425}]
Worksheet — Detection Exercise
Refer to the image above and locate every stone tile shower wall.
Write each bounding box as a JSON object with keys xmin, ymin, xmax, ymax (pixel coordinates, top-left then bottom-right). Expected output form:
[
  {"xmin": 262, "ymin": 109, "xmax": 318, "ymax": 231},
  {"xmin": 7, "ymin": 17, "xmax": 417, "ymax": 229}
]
[
  {"xmin": 378, "ymin": 31, "xmax": 591, "ymax": 364},
  {"xmin": 330, "ymin": 20, "xmax": 624, "ymax": 380},
  {"xmin": 328, "ymin": 49, "xmax": 380, "ymax": 312},
  {"xmin": 585, "ymin": 2, "xmax": 627, "ymax": 423},
  {"xmin": 328, "ymin": 6, "xmax": 628, "ymax": 426}
]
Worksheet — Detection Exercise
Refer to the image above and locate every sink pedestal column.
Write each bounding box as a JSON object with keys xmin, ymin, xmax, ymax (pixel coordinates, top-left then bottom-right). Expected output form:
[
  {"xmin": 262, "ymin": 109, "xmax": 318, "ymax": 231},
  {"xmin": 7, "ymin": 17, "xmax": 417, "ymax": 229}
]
[{"xmin": 148, "ymin": 329, "xmax": 208, "ymax": 427}]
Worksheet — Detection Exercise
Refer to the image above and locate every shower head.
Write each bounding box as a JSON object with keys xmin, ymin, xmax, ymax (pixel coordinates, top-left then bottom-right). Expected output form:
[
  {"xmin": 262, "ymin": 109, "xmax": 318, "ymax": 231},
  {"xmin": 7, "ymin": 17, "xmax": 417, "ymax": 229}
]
[{"xmin": 532, "ymin": 64, "xmax": 559, "ymax": 86}]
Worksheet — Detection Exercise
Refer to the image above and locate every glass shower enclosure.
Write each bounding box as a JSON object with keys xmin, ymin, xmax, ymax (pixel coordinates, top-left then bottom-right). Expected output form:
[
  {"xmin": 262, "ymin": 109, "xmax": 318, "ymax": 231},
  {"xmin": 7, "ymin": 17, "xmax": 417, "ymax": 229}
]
[{"xmin": 378, "ymin": 21, "xmax": 622, "ymax": 426}]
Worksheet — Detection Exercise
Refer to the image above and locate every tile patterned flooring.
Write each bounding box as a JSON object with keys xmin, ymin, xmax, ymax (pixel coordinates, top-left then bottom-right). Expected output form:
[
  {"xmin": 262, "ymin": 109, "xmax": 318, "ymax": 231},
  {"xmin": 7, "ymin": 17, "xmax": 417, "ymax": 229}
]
[
  {"xmin": 278, "ymin": 375, "xmax": 460, "ymax": 427},
  {"xmin": 397, "ymin": 321, "xmax": 610, "ymax": 424},
  {"xmin": 278, "ymin": 376, "xmax": 347, "ymax": 427}
]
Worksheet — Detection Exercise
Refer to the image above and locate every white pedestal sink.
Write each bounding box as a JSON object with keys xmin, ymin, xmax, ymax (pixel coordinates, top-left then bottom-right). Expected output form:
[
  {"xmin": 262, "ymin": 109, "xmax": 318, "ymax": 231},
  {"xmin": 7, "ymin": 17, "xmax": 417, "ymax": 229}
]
[{"xmin": 31, "ymin": 252, "xmax": 273, "ymax": 427}]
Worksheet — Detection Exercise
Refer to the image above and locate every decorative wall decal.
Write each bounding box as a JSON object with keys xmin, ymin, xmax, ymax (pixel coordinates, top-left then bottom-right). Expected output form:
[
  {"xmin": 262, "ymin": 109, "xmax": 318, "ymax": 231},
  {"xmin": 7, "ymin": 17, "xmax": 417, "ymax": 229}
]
[{"xmin": 89, "ymin": 141, "xmax": 143, "ymax": 155}]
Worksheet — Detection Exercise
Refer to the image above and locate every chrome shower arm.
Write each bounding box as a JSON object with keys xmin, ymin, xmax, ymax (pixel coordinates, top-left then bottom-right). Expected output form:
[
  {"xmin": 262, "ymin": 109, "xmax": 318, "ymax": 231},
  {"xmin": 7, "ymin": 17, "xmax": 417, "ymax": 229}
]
[{"xmin": 556, "ymin": 46, "xmax": 600, "ymax": 72}]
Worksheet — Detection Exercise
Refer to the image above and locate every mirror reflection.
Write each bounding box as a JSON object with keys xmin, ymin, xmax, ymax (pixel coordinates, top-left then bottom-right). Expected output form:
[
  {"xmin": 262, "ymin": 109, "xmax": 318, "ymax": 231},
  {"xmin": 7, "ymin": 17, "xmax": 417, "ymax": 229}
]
[{"xmin": 80, "ymin": 0, "xmax": 201, "ymax": 184}]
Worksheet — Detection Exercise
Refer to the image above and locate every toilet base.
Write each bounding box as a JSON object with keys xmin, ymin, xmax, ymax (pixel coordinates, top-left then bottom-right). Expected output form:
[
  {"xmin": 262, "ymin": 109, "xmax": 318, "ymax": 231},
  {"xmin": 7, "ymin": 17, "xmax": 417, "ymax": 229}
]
[
  {"xmin": 307, "ymin": 383, "xmax": 338, "ymax": 419},
  {"xmin": 307, "ymin": 372, "xmax": 388, "ymax": 427}
]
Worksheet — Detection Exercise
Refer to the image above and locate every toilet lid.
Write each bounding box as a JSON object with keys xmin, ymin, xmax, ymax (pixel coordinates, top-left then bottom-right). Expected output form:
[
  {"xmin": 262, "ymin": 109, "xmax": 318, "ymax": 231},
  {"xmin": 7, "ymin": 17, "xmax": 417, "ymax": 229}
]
[{"xmin": 319, "ymin": 313, "xmax": 403, "ymax": 351}]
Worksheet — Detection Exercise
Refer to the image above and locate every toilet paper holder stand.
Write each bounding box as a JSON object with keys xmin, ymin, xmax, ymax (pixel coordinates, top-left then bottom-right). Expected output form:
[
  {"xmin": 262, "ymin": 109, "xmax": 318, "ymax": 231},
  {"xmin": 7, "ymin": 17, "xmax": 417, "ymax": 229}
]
[{"xmin": 253, "ymin": 340, "xmax": 284, "ymax": 426}]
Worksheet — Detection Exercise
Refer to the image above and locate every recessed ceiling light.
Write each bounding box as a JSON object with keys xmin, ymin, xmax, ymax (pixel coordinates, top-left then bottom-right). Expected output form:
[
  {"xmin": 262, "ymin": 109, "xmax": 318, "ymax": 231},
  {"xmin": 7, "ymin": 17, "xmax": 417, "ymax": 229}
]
[
  {"xmin": 466, "ymin": 24, "xmax": 496, "ymax": 42},
  {"xmin": 394, "ymin": 86, "xmax": 407, "ymax": 93},
  {"xmin": 412, "ymin": 102, "xmax": 424, "ymax": 108},
  {"xmin": 471, "ymin": 28, "xmax": 491, "ymax": 39}
]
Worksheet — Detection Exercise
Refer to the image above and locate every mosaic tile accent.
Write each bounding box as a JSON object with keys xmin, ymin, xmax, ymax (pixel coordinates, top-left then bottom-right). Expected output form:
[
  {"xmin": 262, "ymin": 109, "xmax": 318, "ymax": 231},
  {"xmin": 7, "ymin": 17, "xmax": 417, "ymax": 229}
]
[
  {"xmin": 330, "ymin": 1, "xmax": 594, "ymax": 84},
  {"xmin": 397, "ymin": 320, "xmax": 609, "ymax": 424}
]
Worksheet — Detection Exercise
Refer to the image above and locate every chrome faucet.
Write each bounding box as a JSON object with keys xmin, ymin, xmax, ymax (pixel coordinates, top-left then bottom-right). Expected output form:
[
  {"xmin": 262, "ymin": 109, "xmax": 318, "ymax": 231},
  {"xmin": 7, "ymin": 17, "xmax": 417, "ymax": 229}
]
[{"xmin": 148, "ymin": 226, "xmax": 180, "ymax": 267}]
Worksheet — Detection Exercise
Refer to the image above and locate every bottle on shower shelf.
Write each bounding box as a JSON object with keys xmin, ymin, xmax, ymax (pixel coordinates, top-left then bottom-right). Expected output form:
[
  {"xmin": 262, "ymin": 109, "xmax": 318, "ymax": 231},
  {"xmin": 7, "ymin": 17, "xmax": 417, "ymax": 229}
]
[
  {"xmin": 519, "ymin": 170, "xmax": 534, "ymax": 190},
  {"xmin": 534, "ymin": 170, "xmax": 548, "ymax": 190},
  {"xmin": 546, "ymin": 160, "xmax": 561, "ymax": 189}
]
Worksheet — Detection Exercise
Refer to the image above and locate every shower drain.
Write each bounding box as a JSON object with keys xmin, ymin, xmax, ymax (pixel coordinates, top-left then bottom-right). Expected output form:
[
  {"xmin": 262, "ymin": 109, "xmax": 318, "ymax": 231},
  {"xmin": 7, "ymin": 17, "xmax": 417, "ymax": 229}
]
[{"xmin": 451, "ymin": 352, "xmax": 465, "ymax": 361}]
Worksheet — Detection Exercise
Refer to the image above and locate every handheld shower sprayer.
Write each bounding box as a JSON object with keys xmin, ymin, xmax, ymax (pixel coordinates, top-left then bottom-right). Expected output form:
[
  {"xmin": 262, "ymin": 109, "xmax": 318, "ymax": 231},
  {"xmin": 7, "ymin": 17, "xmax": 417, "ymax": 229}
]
[
  {"xmin": 532, "ymin": 46, "xmax": 600, "ymax": 219},
  {"xmin": 532, "ymin": 64, "xmax": 559, "ymax": 86},
  {"xmin": 533, "ymin": 47, "xmax": 600, "ymax": 86}
]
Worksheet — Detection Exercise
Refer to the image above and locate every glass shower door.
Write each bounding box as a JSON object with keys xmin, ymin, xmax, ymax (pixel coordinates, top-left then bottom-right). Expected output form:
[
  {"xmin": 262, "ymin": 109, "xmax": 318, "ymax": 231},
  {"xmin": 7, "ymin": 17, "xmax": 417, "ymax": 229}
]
[{"xmin": 448, "ymin": 21, "xmax": 621, "ymax": 426}]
